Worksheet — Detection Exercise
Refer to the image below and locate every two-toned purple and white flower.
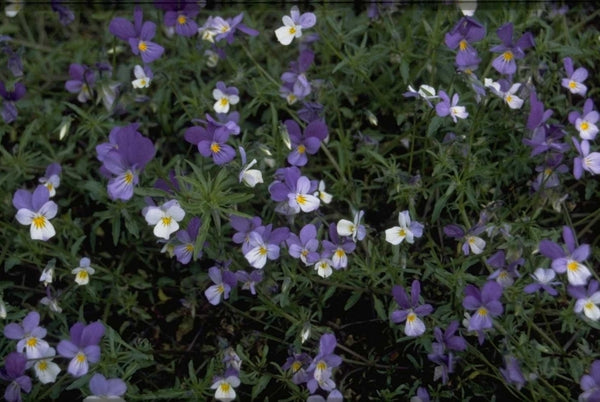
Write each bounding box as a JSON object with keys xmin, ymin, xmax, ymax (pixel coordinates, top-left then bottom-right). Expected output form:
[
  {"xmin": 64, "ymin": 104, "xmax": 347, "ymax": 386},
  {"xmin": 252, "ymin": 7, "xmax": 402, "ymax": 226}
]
[
  {"xmin": 403, "ymin": 84, "xmax": 439, "ymax": 108},
  {"xmin": 72, "ymin": 257, "xmax": 95, "ymax": 286},
  {"xmin": 230, "ymin": 215, "xmax": 262, "ymax": 254},
  {"xmin": 580, "ymin": 360, "xmax": 600, "ymax": 401},
  {"xmin": 211, "ymin": 374, "xmax": 240, "ymax": 402},
  {"xmin": 444, "ymin": 16, "xmax": 485, "ymax": 68},
  {"xmin": 213, "ymin": 82, "xmax": 239, "ymax": 114},
  {"xmin": 269, "ymin": 167, "xmax": 319, "ymax": 214},
  {"xmin": 483, "ymin": 78, "xmax": 524, "ymax": 109},
  {"xmin": 3, "ymin": 311, "xmax": 50, "ymax": 359},
  {"xmin": 275, "ymin": 6, "xmax": 316, "ymax": 46},
  {"xmin": 65, "ymin": 63, "xmax": 95, "ymax": 103},
  {"xmin": 238, "ymin": 147, "xmax": 263, "ymax": 188},
  {"xmin": 538, "ymin": 226, "xmax": 592, "ymax": 286},
  {"xmin": 235, "ymin": 270, "xmax": 263, "ymax": 295},
  {"xmin": 561, "ymin": 57, "xmax": 588, "ymax": 96},
  {"xmin": 306, "ymin": 333, "xmax": 342, "ymax": 394},
  {"xmin": 490, "ymin": 22, "xmax": 534, "ymax": 76},
  {"xmin": 83, "ymin": 373, "xmax": 127, "ymax": 401},
  {"xmin": 143, "ymin": 199, "xmax": 186, "ymax": 240},
  {"xmin": 573, "ymin": 139, "xmax": 600, "ymax": 179},
  {"xmin": 444, "ymin": 222, "xmax": 486, "ymax": 255},
  {"xmin": 523, "ymin": 268, "xmax": 561, "ymax": 296},
  {"xmin": 462, "ymin": 281, "xmax": 503, "ymax": 344},
  {"xmin": 173, "ymin": 217, "xmax": 202, "ymax": 264},
  {"xmin": 28, "ymin": 345, "xmax": 61, "ymax": 384},
  {"xmin": 131, "ymin": 65, "xmax": 153, "ymax": 89},
  {"xmin": 568, "ymin": 99, "xmax": 599, "ymax": 141},
  {"xmin": 568, "ymin": 280, "xmax": 600, "ymax": 321},
  {"xmin": 244, "ymin": 224, "xmax": 290, "ymax": 269},
  {"xmin": 287, "ymin": 224, "xmax": 320, "ymax": 265},
  {"xmin": 38, "ymin": 163, "xmax": 61, "ymax": 197},
  {"xmin": 13, "ymin": 185, "xmax": 57, "ymax": 241},
  {"xmin": 280, "ymin": 49, "xmax": 315, "ymax": 104},
  {"xmin": 391, "ymin": 280, "xmax": 434, "ymax": 337},
  {"xmin": 337, "ymin": 210, "xmax": 366, "ymax": 242},
  {"xmin": 486, "ymin": 250, "xmax": 523, "ymax": 288},
  {"xmin": 321, "ymin": 223, "xmax": 356, "ymax": 270},
  {"xmin": 57, "ymin": 321, "xmax": 105, "ymax": 377},
  {"xmin": 436, "ymin": 90, "xmax": 468, "ymax": 122},
  {"xmin": 204, "ymin": 266, "xmax": 237, "ymax": 306},
  {"xmin": 385, "ymin": 210, "xmax": 424, "ymax": 245}
]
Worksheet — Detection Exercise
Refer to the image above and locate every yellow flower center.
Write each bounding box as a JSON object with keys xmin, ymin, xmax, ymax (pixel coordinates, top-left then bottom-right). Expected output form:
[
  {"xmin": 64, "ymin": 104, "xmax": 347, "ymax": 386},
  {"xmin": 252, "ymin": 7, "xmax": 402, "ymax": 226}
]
[
  {"xmin": 219, "ymin": 382, "xmax": 231, "ymax": 392},
  {"xmin": 258, "ymin": 246, "xmax": 267, "ymax": 256},
  {"xmin": 185, "ymin": 244, "xmax": 194, "ymax": 253},
  {"xmin": 316, "ymin": 361, "xmax": 327, "ymax": 371},
  {"xmin": 468, "ymin": 236, "xmax": 476, "ymax": 244},
  {"xmin": 32, "ymin": 215, "xmax": 47, "ymax": 229},
  {"xmin": 581, "ymin": 121, "xmax": 590, "ymax": 131},
  {"xmin": 217, "ymin": 284, "xmax": 225, "ymax": 294},
  {"xmin": 503, "ymin": 51, "xmax": 514, "ymax": 61},
  {"xmin": 37, "ymin": 360, "xmax": 48, "ymax": 371},
  {"xmin": 296, "ymin": 194, "xmax": 307, "ymax": 205},
  {"xmin": 124, "ymin": 171, "xmax": 134, "ymax": 184},
  {"xmin": 140, "ymin": 79, "xmax": 147, "ymax": 87},
  {"xmin": 291, "ymin": 361, "xmax": 302, "ymax": 372},
  {"xmin": 567, "ymin": 261, "xmax": 579, "ymax": 272},
  {"xmin": 77, "ymin": 270, "xmax": 89, "ymax": 281},
  {"xmin": 289, "ymin": 26, "xmax": 297, "ymax": 35},
  {"xmin": 220, "ymin": 25, "xmax": 230, "ymax": 33},
  {"xmin": 46, "ymin": 183, "xmax": 54, "ymax": 192},
  {"xmin": 219, "ymin": 98, "xmax": 229, "ymax": 107},
  {"xmin": 407, "ymin": 312, "xmax": 417, "ymax": 323},
  {"xmin": 335, "ymin": 249, "xmax": 345, "ymax": 259},
  {"xmin": 505, "ymin": 95, "xmax": 513, "ymax": 103},
  {"xmin": 161, "ymin": 216, "xmax": 172, "ymax": 226},
  {"xmin": 177, "ymin": 15, "xmax": 187, "ymax": 25},
  {"xmin": 585, "ymin": 301, "xmax": 595, "ymax": 310},
  {"xmin": 459, "ymin": 39, "xmax": 468, "ymax": 51},
  {"xmin": 76, "ymin": 352, "xmax": 86, "ymax": 363},
  {"xmin": 210, "ymin": 142, "xmax": 221, "ymax": 153},
  {"xmin": 297, "ymin": 144, "xmax": 306, "ymax": 154},
  {"xmin": 138, "ymin": 41, "xmax": 148, "ymax": 52},
  {"xmin": 477, "ymin": 307, "xmax": 488, "ymax": 317},
  {"xmin": 398, "ymin": 228, "xmax": 406, "ymax": 237},
  {"xmin": 26, "ymin": 337, "xmax": 38, "ymax": 347},
  {"xmin": 569, "ymin": 80, "xmax": 577, "ymax": 89}
]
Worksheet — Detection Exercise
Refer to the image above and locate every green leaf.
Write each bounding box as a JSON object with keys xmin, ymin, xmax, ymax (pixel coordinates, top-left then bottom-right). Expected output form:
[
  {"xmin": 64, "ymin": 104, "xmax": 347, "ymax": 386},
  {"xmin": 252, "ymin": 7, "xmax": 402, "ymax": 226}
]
[
  {"xmin": 252, "ymin": 374, "xmax": 271, "ymax": 399},
  {"xmin": 344, "ymin": 291, "xmax": 362, "ymax": 311}
]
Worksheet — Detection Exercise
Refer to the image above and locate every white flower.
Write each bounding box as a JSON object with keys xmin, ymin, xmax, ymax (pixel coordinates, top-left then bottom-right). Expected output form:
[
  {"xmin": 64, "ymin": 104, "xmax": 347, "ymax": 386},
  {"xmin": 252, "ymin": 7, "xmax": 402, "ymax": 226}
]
[
  {"xmin": 213, "ymin": 89, "xmax": 239, "ymax": 114},
  {"xmin": 337, "ymin": 210, "xmax": 366, "ymax": 241},
  {"xmin": 40, "ymin": 296, "xmax": 62, "ymax": 313},
  {"xmin": 30, "ymin": 347, "xmax": 61, "ymax": 384},
  {"xmin": 5, "ymin": 0, "xmax": 23, "ymax": 17},
  {"xmin": 566, "ymin": 259, "xmax": 592, "ymax": 286},
  {"xmin": 204, "ymin": 49, "xmax": 219, "ymax": 67},
  {"xmin": 274, "ymin": 6, "xmax": 316, "ymax": 46},
  {"xmin": 211, "ymin": 376, "xmax": 240, "ymax": 402},
  {"xmin": 0, "ymin": 299, "xmax": 6, "ymax": 319},
  {"xmin": 576, "ymin": 117, "xmax": 599, "ymax": 140},
  {"xmin": 238, "ymin": 149, "xmax": 264, "ymax": 188},
  {"xmin": 314, "ymin": 258, "xmax": 333, "ymax": 278},
  {"xmin": 314, "ymin": 180, "xmax": 333, "ymax": 204},
  {"xmin": 458, "ymin": 0, "xmax": 477, "ymax": 16},
  {"xmin": 385, "ymin": 210, "xmax": 424, "ymax": 245},
  {"xmin": 575, "ymin": 293, "xmax": 600, "ymax": 321},
  {"xmin": 132, "ymin": 65, "xmax": 151, "ymax": 88},
  {"xmin": 404, "ymin": 311, "xmax": 426, "ymax": 337},
  {"xmin": 143, "ymin": 200, "xmax": 186, "ymax": 240},
  {"xmin": 72, "ymin": 257, "xmax": 95, "ymax": 286},
  {"xmin": 40, "ymin": 260, "xmax": 55, "ymax": 286},
  {"xmin": 466, "ymin": 235, "xmax": 486, "ymax": 254}
]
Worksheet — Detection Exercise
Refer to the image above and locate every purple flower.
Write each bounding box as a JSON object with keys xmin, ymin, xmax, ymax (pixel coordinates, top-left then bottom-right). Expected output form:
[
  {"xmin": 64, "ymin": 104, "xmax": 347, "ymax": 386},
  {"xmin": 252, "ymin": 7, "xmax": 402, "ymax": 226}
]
[
  {"xmin": 275, "ymin": 6, "xmax": 317, "ymax": 46},
  {"xmin": 531, "ymin": 152, "xmax": 568, "ymax": 192},
  {"xmin": 173, "ymin": 217, "xmax": 202, "ymax": 264},
  {"xmin": 580, "ymin": 360, "xmax": 600, "ymax": 401},
  {"xmin": 561, "ymin": 57, "xmax": 588, "ymax": 96},
  {"xmin": 282, "ymin": 352, "xmax": 312, "ymax": 384},
  {"xmin": 443, "ymin": 222, "xmax": 486, "ymax": 255},
  {"xmin": 164, "ymin": 5, "xmax": 199, "ymax": 37},
  {"xmin": 87, "ymin": 373, "xmax": 127, "ymax": 399},
  {"xmin": 0, "ymin": 37, "xmax": 24, "ymax": 77},
  {"xmin": 65, "ymin": 63, "xmax": 95, "ymax": 103},
  {"xmin": 435, "ymin": 90, "xmax": 468, "ymax": 122},
  {"xmin": 184, "ymin": 124, "xmax": 235, "ymax": 166},
  {"xmin": 526, "ymin": 91, "xmax": 553, "ymax": 133},
  {"xmin": 0, "ymin": 80, "xmax": 26, "ymax": 123},
  {"xmin": 235, "ymin": 270, "xmax": 263, "ymax": 295},
  {"xmin": 280, "ymin": 50, "xmax": 315, "ymax": 103},
  {"xmin": 51, "ymin": 0, "xmax": 74, "ymax": 25},
  {"xmin": 321, "ymin": 223, "xmax": 356, "ymax": 269},
  {"xmin": 38, "ymin": 162, "xmax": 62, "ymax": 197},
  {"xmin": 486, "ymin": 250, "xmax": 523, "ymax": 288},
  {"xmin": 298, "ymin": 102, "xmax": 325, "ymax": 123},
  {"xmin": 229, "ymin": 215, "xmax": 262, "ymax": 254},
  {"xmin": 523, "ymin": 268, "xmax": 560, "ymax": 296},
  {"xmin": 3, "ymin": 311, "xmax": 50, "ymax": 359},
  {"xmin": 569, "ymin": 99, "xmax": 599, "ymax": 140},
  {"xmin": 244, "ymin": 224, "xmax": 290, "ymax": 269},
  {"xmin": 211, "ymin": 13, "xmax": 259, "ymax": 44},
  {"xmin": 204, "ymin": 266, "xmax": 237, "ymax": 305},
  {"xmin": 287, "ymin": 223, "xmax": 320, "ymax": 265},
  {"xmin": 96, "ymin": 123, "xmax": 156, "ymax": 201},
  {"xmin": 573, "ymin": 139, "xmax": 600, "ymax": 179},
  {"xmin": 522, "ymin": 123, "xmax": 568, "ymax": 157},
  {"xmin": 268, "ymin": 167, "xmax": 319, "ymax": 214},
  {"xmin": 285, "ymin": 119, "xmax": 328, "ymax": 166},
  {"xmin": 0, "ymin": 352, "xmax": 32, "ymax": 402},
  {"xmin": 538, "ymin": 226, "xmax": 592, "ymax": 286},
  {"xmin": 500, "ymin": 356, "xmax": 526, "ymax": 390},
  {"xmin": 306, "ymin": 333, "xmax": 342, "ymax": 394},
  {"xmin": 109, "ymin": 7, "xmax": 164, "ymax": 63},
  {"xmin": 490, "ymin": 22, "xmax": 535, "ymax": 76},
  {"xmin": 57, "ymin": 321, "xmax": 105, "ymax": 377},
  {"xmin": 13, "ymin": 185, "xmax": 58, "ymax": 241},
  {"xmin": 444, "ymin": 16, "xmax": 485, "ymax": 68},
  {"xmin": 463, "ymin": 281, "xmax": 503, "ymax": 344},
  {"xmin": 391, "ymin": 280, "xmax": 434, "ymax": 337},
  {"xmin": 427, "ymin": 321, "xmax": 467, "ymax": 384}
]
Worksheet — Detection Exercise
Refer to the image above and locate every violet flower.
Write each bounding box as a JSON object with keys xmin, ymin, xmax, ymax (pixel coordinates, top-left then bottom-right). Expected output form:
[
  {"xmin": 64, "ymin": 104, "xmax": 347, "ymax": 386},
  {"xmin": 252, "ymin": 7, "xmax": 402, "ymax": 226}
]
[
  {"xmin": 538, "ymin": 225, "xmax": 592, "ymax": 286},
  {"xmin": 96, "ymin": 123, "xmax": 156, "ymax": 201},
  {"xmin": 229, "ymin": 215, "xmax": 262, "ymax": 254},
  {"xmin": 211, "ymin": 13, "xmax": 259, "ymax": 44},
  {"xmin": 287, "ymin": 223, "xmax": 320, "ymax": 265},
  {"xmin": 38, "ymin": 162, "xmax": 62, "ymax": 197},
  {"xmin": 298, "ymin": 102, "xmax": 325, "ymax": 123},
  {"xmin": 3, "ymin": 311, "xmax": 50, "ymax": 359},
  {"xmin": 65, "ymin": 63, "xmax": 95, "ymax": 103},
  {"xmin": 531, "ymin": 152, "xmax": 568, "ymax": 192},
  {"xmin": 268, "ymin": 167, "xmax": 319, "ymax": 214},
  {"xmin": 0, "ymin": 80, "xmax": 25, "ymax": 123},
  {"xmin": 500, "ymin": 356, "xmax": 526, "ymax": 391},
  {"xmin": 282, "ymin": 352, "xmax": 312, "ymax": 384},
  {"xmin": 391, "ymin": 280, "xmax": 434, "ymax": 337},
  {"xmin": 526, "ymin": 90, "xmax": 553, "ymax": 135},
  {"xmin": 51, "ymin": 0, "xmax": 74, "ymax": 25},
  {"xmin": 490, "ymin": 22, "xmax": 535, "ymax": 76},
  {"xmin": 522, "ymin": 123, "xmax": 568, "ymax": 157},
  {"xmin": 109, "ymin": 7, "xmax": 164, "ymax": 63},
  {"xmin": 204, "ymin": 266, "xmax": 237, "ymax": 306},
  {"xmin": 444, "ymin": 16, "xmax": 485, "ymax": 68},
  {"xmin": 486, "ymin": 250, "xmax": 523, "ymax": 288},
  {"xmin": 561, "ymin": 57, "xmax": 588, "ymax": 96},
  {"xmin": 580, "ymin": 360, "xmax": 600, "ymax": 401},
  {"xmin": 13, "ymin": 185, "xmax": 58, "ymax": 241},
  {"xmin": 435, "ymin": 90, "xmax": 468, "ymax": 122},
  {"xmin": 164, "ymin": 4, "xmax": 199, "ymax": 37},
  {"xmin": 443, "ymin": 222, "xmax": 486, "ymax": 255},
  {"xmin": 173, "ymin": 217, "xmax": 202, "ymax": 264},
  {"xmin": 569, "ymin": 98, "xmax": 599, "ymax": 141},
  {"xmin": 285, "ymin": 119, "xmax": 328, "ymax": 167},
  {"xmin": 280, "ymin": 49, "xmax": 314, "ymax": 103},
  {"xmin": 244, "ymin": 224, "xmax": 290, "ymax": 269},
  {"xmin": 0, "ymin": 352, "xmax": 32, "ymax": 402},
  {"xmin": 0, "ymin": 37, "xmax": 24, "ymax": 77},
  {"xmin": 427, "ymin": 321, "xmax": 467, "ymax": 384},
  {"xmin": 573, "ymin": 139, "xmax": 600, "ymax": 179},
  {"xmin": 321, "ymin": 223, "xmax": 356, "ymax": 270},
  {"xmin": 184, "ymin": 124, "xmax": 235, "ymax": 166},
  {"xmin": 523, "ymin": 268, "xmax": 561, "ymax": 296},
  {"xmin": 84, "ymin": 373, "xmax": 127, "ymax": 401},
  {"xmin": 57, "ymin": 321, "xmax": 105, "ymax": 377},
  {"xmin": 462, "ymin": 281, "xmax": 503, "ymax": 344},
  {"xmin": 568, "ymin": 280, "xmax": 600, "ymax": 321},
  {"xmin": 235, "ymin": 270, "xmax": 263, "ymax": 295},
  {"xmin": 306, "ymin": 333, "xmax": 342, "ymax": 394}
]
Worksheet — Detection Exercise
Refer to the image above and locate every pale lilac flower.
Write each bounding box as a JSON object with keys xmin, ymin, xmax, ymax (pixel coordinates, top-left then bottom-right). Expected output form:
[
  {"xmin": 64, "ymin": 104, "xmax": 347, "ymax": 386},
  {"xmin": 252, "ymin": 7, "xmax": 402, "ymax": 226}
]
[
  {"xmin": 486, "ymin": 250, "xmax": 523, "ymax": 288},
  {"xmin": 523, "ymin": 268, "xmax": 560, "ymax": 296},
  {"xmin": 287, "ymin": 224, "xmax": 320, "ymax": 265},
  {"xmin": 561, "ymin": 57, "xmax": 588, "ymax": 96},
  {"xmin": 13, "ymin": 185, "xmax": 57, "ymax": 241},
  {"xmin": 410, "ymin": 387, "xmax": 430, "ymax": 402},
  {"xmin": 275, "ymin": 6, "xmax": 317, "ymax": 45},
  {"xmin": 204, "ymin": 266, "xmax": 237, "ymax": 305},
  {"xmin": 580, "ymin": 360, "xmax": 600, "ymax": 401},
  {"xmin": 500, "ymin": 356, "xmax": 526, "ymax": 390},
  {"xmin": 282, "ymin": 352, "xmax": 312, "ymax": 384},
  {"xmin": 427, "ymin": 321, "xmax": 467, "ymax": 384},
  {"xmin": 268, "ymin": 167, "xmax": 319, "ymax": 214},
  {"xmin": 235, "ymin": 270, "xmax": 263, "ymax": 295},
  {"xmin": 321, "ymin": 223, "xmax": 355, "ymax": 270},
  {"xmin": 3, "ymin": 311, "xmax": 50, "ymax": 359},
  {"xmin": 0, "ymin": 352, "xmax": 31, "ymax": 402},
  {"xmin": 211, "ymin": 13, "xmax": 258, "ymax": 44},
  {"xmin": 56, "ymin": 321, "xmax": 105, "ymax": 377},
  {"xmin": 436, "ymin": 90, "xmax": 468, "ymax": 122},
  {"xmin": 244, "ymin": 225, "xmax": 290, "ymax": 269},
  {"xmin": 84, "ymin": 373, "xmax": 127, "ymax": 401},
  {"xmin": 570, "ymin": 99, "xmax": 599, "ymax": 140},
  {"xmin": 306, "ymin": 333, "xmax": 342, "ymax": 394},
  {"xmin": 280, "ymin": 50, "xmax": 314, "ymax": 103},
  {"xmin": 391, "ymin": 280, "xmax": 434, "ymax": 337},
  {"xmin": 463, "ymin": 281, "xmax": 503, "ymax": 344},
  {"xmin": 573, "ymin": 139, "xmax": 600, "ymax": 179}
]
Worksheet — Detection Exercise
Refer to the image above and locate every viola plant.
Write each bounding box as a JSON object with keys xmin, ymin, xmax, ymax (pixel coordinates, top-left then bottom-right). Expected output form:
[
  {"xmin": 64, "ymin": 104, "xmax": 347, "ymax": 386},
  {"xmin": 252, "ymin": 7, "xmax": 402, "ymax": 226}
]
[{"xmin": 2, "ymin": 2, "xmax": 600, "ymax": 401}]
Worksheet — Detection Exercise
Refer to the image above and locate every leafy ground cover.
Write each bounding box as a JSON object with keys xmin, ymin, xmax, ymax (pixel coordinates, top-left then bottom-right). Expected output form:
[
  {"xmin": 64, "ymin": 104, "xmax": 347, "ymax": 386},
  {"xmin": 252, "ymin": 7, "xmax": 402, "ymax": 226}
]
[{"xmin": 1, "ymin": 1, "xmax": 600, "ymax": 401}]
